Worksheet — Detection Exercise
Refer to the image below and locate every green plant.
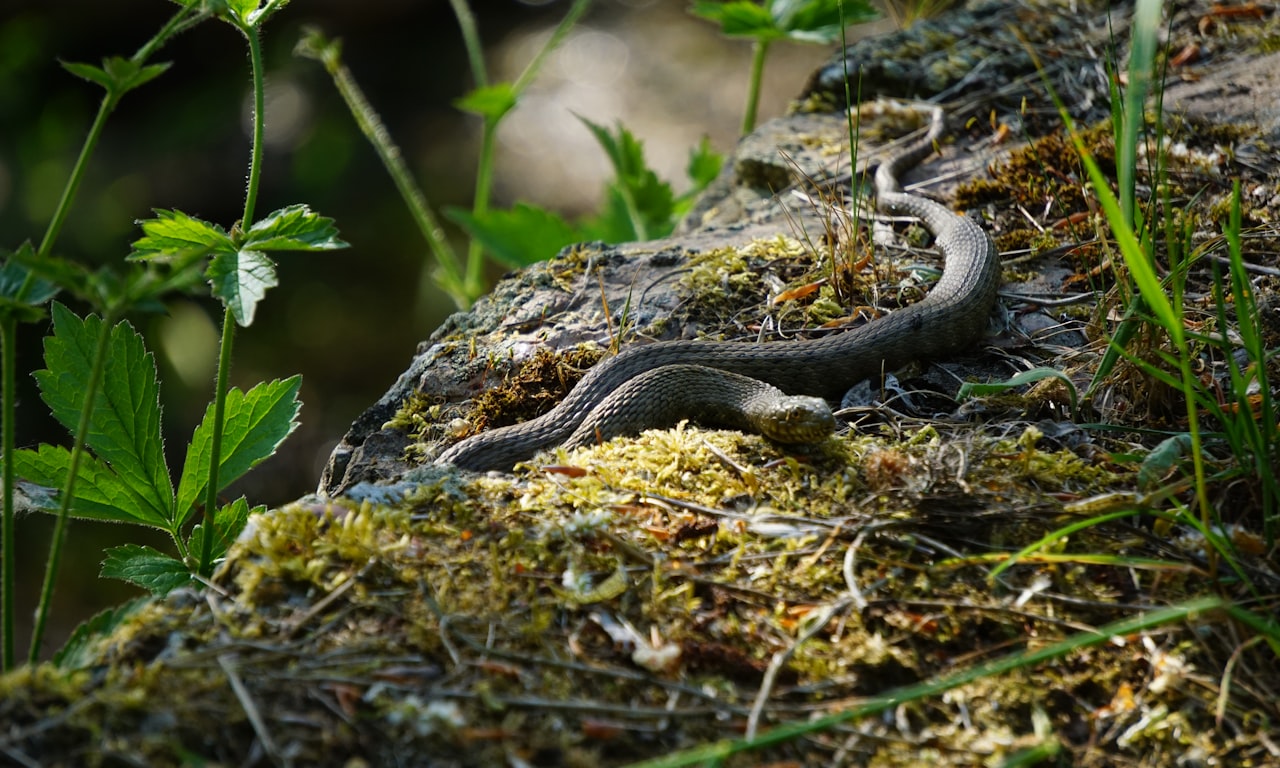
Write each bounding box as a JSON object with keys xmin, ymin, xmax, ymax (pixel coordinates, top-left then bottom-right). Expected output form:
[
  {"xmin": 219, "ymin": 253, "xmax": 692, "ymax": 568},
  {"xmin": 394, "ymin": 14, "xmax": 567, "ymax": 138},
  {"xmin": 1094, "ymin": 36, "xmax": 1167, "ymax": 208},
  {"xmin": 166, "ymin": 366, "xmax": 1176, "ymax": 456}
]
[
  {"xmin": 690, "ymin": 0, "xmax": 878, "ymax": 134},
  {"xmin": 448, "ymin": 120, "xmax": 722, "ymax": 268},
  {"xmin": 1, "ymin": 0, "xmax": 348, "ymax": 667},
  {"xmin": 299, "ymin": 0, "xmax": 723, "ymax": 309}
]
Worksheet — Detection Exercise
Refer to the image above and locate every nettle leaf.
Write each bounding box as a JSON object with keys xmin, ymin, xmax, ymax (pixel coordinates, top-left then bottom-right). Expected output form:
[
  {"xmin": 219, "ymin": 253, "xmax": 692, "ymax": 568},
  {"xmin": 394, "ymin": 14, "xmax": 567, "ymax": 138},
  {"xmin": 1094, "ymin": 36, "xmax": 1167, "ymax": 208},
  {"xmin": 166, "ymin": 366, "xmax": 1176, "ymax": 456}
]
[
  {"xmin": 31, "ymin": 303, "xmax": 173, "ymax": 524},
  {"xmin": 206, "ymin": 249, "xmax": 278, "ymax": 326},
  {"xmin": 689, "ymin": 1, "xmax": 781, "ymax": 38},
  {"xmin": 691, "ymin": 0, "xmax": 876, "ymax": 42},
  {"xmin": 579, "ymin": 117, "xmax": 676, "ymax": 240},
  {"xmin": 447, "ymin": 204, "xmax": 581, "ymax": 269},
  {"xmin": 243, "ymin": 204, "xmax": 348, "ymax": 252},
  {"xmin": 188, "ymin": 497, "xmax": 258, "ymax": 564},
  {"xmin": 54, "ymin": 597, "xmax": 148, "ymax": 669},
  {"xmin": 772, "ymin": 0, "xmax": 877, "ymax": 40},
  {"xmin": 131, "ymin": 209, "xmax": 234, "ymax": 262},
  {"xmin": 12, "ymin": 445, "xmax": 168, "ymax": 527},
  {"xmin": 454, "ymin": 83, "xmax": 519, "ymax": 121},
  {"xmin": 101, "ymin": 544, "xmax": 192, "ymax": 595},
  {"xmin": 175, "ymin": 376, "xmax": 302, "ymax": 524}
]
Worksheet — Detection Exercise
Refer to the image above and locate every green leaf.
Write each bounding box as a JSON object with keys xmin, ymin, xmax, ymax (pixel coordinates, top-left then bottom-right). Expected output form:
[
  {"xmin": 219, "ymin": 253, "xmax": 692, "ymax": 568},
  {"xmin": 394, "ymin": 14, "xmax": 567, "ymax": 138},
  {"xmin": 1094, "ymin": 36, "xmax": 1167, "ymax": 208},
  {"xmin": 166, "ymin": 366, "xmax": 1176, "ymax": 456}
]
[
  {"xmin": 580, "ymin": 187, "xmax": 644, "ymax": 243},
  {"xmin": 0, "ymin": 244, "xmax": 60, "ymax": 322},
  {"xmin": 242, "ymin": 204, "xmax": 349, "ymax": 252},
  {"xmin": 578, "ymin": 117, "xmax": 676, "ymax": 241},
  {"xmin": 772, "ymin": 0, "xmax": 877, "ymax": 41},
  {"xmin": 685, "ymin": 136, "xmax": 724, "ymax": 191},
  {"xmin": 446, "ymin": 204, "xmax": 582, "ymax": 269},
  {"xmin": 454, "ymin": 83, "xmax": 519, "ymax": 121},
  {"xmin": 690, "ymin": 0, "xmax": 876, "ymax": 42},
  {"xmin": 175, "ymin": 377, "xmax": 302, "ymax": 525},
  {"xmin": 101, "ymin": 544, "xmax": 192, "ymax": 595},
  {"xmin": 53, "ymin": 597, "xmax": 148, "ymax": 669},
  {"xmin": 206, "ymin": 248, "xmax": 278, "ymax": 326},
  {"xmin": 12, "ymin": 445, "xmax": 169, "ymax": 527},
  {"xmin": 60, "ymin": 60, "xmax": 114, "ymax": 90},
  {"xmin": 188, "ymin": 497, "xmax": 259, "ymax": 564},
  {"xmin": 689, "ymin": 1, "xmax": 782, "ymax": 38},
  {"xmin": 61, "ymin": 57, "xmax": 171, "ymax": 97},
  {"xmin": 32, "ymin": 303, "xmax": 174, "ymax": 524},
  {"xmin": 131, "ymin": 209, "xmax": 234, "ymax": 261},
  {"xmin": 1137, "ymin": 434, "xmax": 1193, "ymax": 491},
  {"xmin": 956, "ymin": 367, "xmax": 1079, "ymax": 416}
]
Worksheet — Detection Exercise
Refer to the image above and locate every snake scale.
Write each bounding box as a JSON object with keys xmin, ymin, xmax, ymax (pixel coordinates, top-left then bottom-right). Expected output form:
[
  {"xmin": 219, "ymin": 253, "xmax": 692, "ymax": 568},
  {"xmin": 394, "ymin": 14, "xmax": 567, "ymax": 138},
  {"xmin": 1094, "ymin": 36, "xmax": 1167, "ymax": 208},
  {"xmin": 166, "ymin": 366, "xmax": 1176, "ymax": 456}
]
[{"xmin": 436, "ymin": 104, "xmax": 1000, "ymax": 471}]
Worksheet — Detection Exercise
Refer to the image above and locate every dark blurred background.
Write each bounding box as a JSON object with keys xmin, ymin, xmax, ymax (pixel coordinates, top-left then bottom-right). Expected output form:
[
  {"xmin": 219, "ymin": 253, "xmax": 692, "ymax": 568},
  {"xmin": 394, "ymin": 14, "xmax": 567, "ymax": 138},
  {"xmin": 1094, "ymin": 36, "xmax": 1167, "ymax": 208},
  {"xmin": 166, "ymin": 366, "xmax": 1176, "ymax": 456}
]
[{"xmin": 0, "ymin": 0, "xmax": 871, "ymax": 657}]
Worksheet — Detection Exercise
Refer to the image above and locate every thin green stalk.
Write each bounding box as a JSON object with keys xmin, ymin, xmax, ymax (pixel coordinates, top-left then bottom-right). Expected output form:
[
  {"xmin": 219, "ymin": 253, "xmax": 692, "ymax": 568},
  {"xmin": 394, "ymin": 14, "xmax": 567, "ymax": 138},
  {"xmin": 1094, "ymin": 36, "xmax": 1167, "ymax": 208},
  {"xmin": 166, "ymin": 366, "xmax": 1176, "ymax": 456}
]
[
  {"xmin": 197, "ymin": 18, "xmax": 265, "ymax": 575},
  {"xmin": 240, "ymin": 26, "xmax": 265, "ymax": 226},
  {"xmin": 199, "ymin": 307, "xmax": 235, "ymax": 576},
  {"xmin": 464, "ymin": 119, "xmax": 499, "ymax": 296},
  {"xmin": 35, "ymin": 3, "xmax": 206, "ymax": 261},
  {"xmin": 453, "ymin": 0, "xmax": 593, "ymax": 298},
  {"xmin": 741, "ymin": 38, "xmax": 769, "ymax": 135},
  {"xmin": 1, "ymin": 317, "xmax": 14, "ymax": 670},
  {"xmin": 299, "ymin": 32, "xmax": 468, "ymax": 307},
  {"xmin": 28, "ymin": 311, "xmax": 117, "ymax": 663},
  {"xmin": 446, "ymin": 0, "xmax": 488, "ymax": 86},
  {"xmin": 4, "ymin": 1, "xmax": 208, "ymax": 669}
]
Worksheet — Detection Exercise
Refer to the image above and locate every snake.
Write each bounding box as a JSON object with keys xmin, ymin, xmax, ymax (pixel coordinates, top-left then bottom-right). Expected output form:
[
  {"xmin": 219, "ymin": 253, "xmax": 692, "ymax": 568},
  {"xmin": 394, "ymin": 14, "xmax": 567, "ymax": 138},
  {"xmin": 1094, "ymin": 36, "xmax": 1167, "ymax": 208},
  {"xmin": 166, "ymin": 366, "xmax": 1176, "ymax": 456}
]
[{"xmin": 435, "ymin": 103, "xmax": 1000, "ymax": 471}]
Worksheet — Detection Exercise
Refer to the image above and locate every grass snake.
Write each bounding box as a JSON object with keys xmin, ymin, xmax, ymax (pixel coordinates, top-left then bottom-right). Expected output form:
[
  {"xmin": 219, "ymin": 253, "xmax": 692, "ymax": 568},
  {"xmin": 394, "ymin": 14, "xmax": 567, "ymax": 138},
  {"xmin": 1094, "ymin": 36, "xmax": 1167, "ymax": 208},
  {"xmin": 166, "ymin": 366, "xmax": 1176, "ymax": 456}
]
[{"xmin": 437, "ymin": 104, "xmax": 1000, "ymax": 471}]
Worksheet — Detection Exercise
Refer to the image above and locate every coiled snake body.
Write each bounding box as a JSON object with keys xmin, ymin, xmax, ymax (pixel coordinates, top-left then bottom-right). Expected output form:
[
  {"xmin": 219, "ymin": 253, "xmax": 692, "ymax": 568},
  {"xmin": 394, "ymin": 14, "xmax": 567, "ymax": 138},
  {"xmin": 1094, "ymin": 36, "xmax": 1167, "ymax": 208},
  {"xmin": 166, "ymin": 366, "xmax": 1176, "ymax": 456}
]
[{"xmin": 437, "ymin": 104, "xmax": 1000, "ymax": 471}]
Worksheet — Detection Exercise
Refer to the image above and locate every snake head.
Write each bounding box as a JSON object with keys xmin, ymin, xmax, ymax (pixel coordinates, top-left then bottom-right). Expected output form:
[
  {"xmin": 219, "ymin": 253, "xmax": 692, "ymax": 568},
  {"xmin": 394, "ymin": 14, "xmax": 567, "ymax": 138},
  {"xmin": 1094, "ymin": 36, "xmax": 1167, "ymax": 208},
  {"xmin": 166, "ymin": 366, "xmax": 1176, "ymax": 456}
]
[{"xmin": 755, "ymin": 395, "xmax": 836, "ymax": 444}]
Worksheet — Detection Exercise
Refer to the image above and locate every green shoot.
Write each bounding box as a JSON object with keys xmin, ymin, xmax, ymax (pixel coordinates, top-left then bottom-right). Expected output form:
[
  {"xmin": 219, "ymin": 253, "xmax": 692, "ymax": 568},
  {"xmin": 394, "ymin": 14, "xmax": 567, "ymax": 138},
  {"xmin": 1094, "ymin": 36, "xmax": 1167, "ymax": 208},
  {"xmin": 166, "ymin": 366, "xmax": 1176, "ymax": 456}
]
[
  {"xmin": 689, "ymin": 0, "xmax": 878, "ymax": 134},
  {"xmin": 447, "ymin": 123, "xmax": 722, "ymax": 268}
]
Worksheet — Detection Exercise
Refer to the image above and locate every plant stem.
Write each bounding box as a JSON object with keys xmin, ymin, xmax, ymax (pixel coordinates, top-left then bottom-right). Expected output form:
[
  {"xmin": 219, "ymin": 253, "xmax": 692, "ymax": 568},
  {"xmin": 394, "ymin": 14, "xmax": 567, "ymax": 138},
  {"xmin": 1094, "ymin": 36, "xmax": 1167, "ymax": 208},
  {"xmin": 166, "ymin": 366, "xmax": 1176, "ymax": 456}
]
[
  {"xmin": 28, "ymin": 311, "xmax": 116, "ymax": 663},
  {"xmin": 241, "ymin": 26, "xmax": 265, "ymax": 227},
  {"xmin": 3, "ymin": 2, "xmax": 209, "ymax": 668},
  {"xmin": 305, "ymin": 34, "xmax": 469, "ymax": 308},
  {"xmin": 741, "ymin": 38, "xmax": 769, "ymax": 135},
  {"xmin": 34, "ymin": 2, "xmax": 205, "ymax": 262},
  {"xmin": 1, "ymin": 318, "xmax": 14, "ymax": 670},
  {"xmin": 199, "ymin": 307, "xmax": 235, "ymax": 576}
]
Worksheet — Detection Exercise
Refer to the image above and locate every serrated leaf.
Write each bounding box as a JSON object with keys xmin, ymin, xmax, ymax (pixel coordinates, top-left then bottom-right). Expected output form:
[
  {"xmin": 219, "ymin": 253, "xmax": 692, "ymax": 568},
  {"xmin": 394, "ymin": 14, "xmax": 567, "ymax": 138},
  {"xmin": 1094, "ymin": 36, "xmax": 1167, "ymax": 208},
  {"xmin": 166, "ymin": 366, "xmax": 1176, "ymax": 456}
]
[
  {"xmin": 101, "ymin": 544, "xmax": 192, "ymax": 595},
  {"xmin": 31, "ymin": 303, "xmax": 173, "ymax": 524},
  {"xmin": 53, "ymin": 597, "xmax": 148, "ymax": 669},
  {"xmin": 243, "ymin": 204, "xmax": 348, "ymax": 252},
  {"xmin": 187, "ymin": 497, "xmax": 258, "ymax": 563},
  {"xmin": 685, "ymin": 136, "xmax": 724, "ymax": 191},
  {"xmin": 12, "ymin": 445, "xmax": 169, "ymax": 527},
  {"xmin": 446, "ymin": 204, "xmax": 582, "ymax": 268},
  {"xmin": 454, "ymin": 83, "xmax": 519, "ymax": 121},
  {"xmin": 175, "ymin": 377, "xmax": 302, "ymax": 524},
  {"xmin": 131, "ymin": 208, "xmax": 234, "ymax": 261},
  {"xmin": 578, "ymin": 117, "xmax": 676, "ymax": 241},
  {"xmin": 689, "ymin": 1, "xmax": 781, "ymax": 38},
  {"xmin": 772, "ymin": 0, "xmax": 877, "ymax": 40},
  {"xmin": 691, "ymin": 0, "xmax": 876, "ymax": 43},
  {"xmin": 206, "ymin": 249, "xmax": 277, "ymax": 326}
]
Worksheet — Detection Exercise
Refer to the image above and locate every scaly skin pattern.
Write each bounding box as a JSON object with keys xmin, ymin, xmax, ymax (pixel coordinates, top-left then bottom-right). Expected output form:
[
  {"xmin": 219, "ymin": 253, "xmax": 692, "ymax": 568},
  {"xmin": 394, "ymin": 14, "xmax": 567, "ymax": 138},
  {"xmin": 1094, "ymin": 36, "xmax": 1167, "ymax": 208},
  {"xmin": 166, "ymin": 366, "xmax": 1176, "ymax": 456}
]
[{"xmin": 436, "ymin": 104, "xmax": 1000, "ymax": 471}]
